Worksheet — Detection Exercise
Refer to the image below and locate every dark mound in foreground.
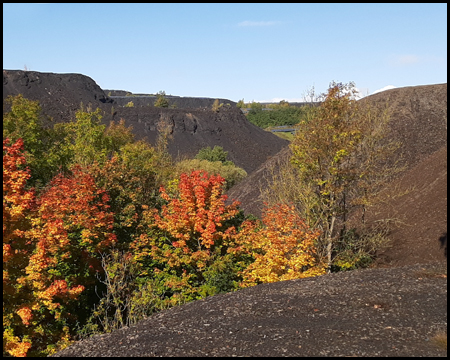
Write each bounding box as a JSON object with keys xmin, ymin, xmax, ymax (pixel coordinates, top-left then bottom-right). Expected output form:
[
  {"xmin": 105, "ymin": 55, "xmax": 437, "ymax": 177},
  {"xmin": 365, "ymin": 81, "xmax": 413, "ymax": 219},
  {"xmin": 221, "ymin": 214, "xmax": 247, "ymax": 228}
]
[
  {"xmin": 3, "ymin": 69, "xmax": 288, "ymax": 174},
  {"xmin": 52, "ymin": 261, "xmax": 447, "ymax": 357}
]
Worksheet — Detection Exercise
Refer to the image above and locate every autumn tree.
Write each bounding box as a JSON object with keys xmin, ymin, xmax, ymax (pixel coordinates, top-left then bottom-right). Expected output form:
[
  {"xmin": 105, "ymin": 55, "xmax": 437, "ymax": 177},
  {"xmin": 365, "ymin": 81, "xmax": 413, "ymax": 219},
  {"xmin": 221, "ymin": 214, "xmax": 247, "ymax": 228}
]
[
  {"xmin": 289, "ymin": 81, "xmax": 401, "ymax": 271},
  {"xmin": 3, "ymin": 138, "xmax": 37, "ymax": 357},
  {"xmin": 3, "ymin": 139, "xmax": 117, "ymax": 356},
  {"xmin": 86, "ymin": 139, "xmax": 175, "ymax": 249},
  {"xmin": 131, "ymin": 170, "xmax": 247, "ymax": 304},
  {"xmin": 235, "ymin": 203, "xmax": 325, "ymax": 287}
]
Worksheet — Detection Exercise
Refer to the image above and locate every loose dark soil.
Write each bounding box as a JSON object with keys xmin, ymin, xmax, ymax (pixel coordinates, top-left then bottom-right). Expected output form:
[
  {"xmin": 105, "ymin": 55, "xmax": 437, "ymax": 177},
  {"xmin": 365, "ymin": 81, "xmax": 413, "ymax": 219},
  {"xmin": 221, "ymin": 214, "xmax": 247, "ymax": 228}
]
[
  {"xmin": 3, "ymin": 70, "xmax": 446, "ymax": 357},
  {"xmin": 105, "ymin": 93, "xmax": 237, "ymax": 109},
  {"xmin": 3, "ymin": 69, "xmax": 288, "ymax": 174},
  {"xmin": 52, "ymin": 261, "xmax": 447, "ymax": 357},
  {"xmin": 100, "ymin": 105, "xmax": 288, "ymax": 174}
]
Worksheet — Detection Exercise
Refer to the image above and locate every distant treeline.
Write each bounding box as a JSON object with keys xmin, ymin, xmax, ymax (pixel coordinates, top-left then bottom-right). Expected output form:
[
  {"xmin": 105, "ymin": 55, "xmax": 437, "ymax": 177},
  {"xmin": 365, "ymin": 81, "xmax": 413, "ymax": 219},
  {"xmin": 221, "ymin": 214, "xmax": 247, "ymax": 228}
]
[{"xmin": 244, "ymin": 102, "xmax": 314, "ymax": 129}]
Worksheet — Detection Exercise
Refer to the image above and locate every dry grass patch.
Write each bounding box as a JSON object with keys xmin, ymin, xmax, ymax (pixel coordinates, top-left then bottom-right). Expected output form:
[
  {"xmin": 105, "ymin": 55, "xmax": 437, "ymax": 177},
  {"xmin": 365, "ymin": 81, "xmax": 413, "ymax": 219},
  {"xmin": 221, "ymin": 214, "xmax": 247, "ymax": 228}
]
[
  {"xmin": 430, "ymin": 330, "xmax": 447, "ymax": 351},
  {"xmin": 413, "ymin": 267, "xmax": 447, "ymax": 279}
]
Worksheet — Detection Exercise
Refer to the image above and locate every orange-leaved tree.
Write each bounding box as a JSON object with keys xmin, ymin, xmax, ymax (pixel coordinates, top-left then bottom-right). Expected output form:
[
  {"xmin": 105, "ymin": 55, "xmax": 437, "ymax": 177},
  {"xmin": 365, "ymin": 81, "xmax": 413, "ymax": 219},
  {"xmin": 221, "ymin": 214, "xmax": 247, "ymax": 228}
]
[
  {"xmin": 132, "ymin": 170, "xmax": 246, "ymax": 305},
  {"xmin": 235, "ymin": 203, "xmax": 326, "ymax": 287},
  {"xmin": 85, "ymin": 140, "xmax": 174, "ymax": 249},
  {"xmin": 3, "ymin": 138, "xmax": 117, "ymax": 357},
  {"xmin": 3, "ymin": 138, "xmax": 37, "ymax": 357},
  {"xmin": 23, "ymin": 166, "xmax": 118, "ymax": 353}
]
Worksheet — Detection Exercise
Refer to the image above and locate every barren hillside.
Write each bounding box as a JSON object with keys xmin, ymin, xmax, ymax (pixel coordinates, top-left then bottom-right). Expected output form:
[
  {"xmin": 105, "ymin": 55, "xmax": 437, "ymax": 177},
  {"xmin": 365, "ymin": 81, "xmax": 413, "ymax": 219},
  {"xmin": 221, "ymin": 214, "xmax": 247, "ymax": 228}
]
[{"xmin": 3, "ymin": 69, "xmax": 288, "ymax": 174}]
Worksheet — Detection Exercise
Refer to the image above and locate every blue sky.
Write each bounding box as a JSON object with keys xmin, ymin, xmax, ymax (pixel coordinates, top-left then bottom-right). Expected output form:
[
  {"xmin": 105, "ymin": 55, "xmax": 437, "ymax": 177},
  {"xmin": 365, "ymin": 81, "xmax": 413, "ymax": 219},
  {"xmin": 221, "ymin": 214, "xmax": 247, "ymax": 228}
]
[{"xmin": 3, "ymin": 3, "xmax": 447, "ymax": 102}]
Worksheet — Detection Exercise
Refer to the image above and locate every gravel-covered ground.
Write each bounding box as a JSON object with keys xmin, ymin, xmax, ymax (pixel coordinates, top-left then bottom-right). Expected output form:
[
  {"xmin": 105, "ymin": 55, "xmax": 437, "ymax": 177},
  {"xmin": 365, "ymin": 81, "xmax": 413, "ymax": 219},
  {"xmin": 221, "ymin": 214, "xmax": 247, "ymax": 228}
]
[{"xmin": 52, "ymin": 261, "xmax": 447, "ymax": 357}]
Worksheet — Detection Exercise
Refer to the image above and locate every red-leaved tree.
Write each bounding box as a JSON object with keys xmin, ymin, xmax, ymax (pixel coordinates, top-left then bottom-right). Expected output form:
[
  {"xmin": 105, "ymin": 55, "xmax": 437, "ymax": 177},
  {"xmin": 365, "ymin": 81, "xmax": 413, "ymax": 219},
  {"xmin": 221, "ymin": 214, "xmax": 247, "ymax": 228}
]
[
  {"xmin": 132, "ymin": 170, "xmax": 244, "ymax": 304},
  {"xmin": 3, "ymin": 138, "xmax": 117, "ymax": 357}
]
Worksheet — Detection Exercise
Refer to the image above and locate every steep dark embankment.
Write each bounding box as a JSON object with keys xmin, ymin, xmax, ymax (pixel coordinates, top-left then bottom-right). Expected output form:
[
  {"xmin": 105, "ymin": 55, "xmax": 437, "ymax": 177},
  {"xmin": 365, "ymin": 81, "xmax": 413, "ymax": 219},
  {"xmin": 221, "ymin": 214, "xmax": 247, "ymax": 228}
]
[
  {"xmin": 3, "ymin": 69, "xmax": 288, "ymax": 174},
  {"xmin": 358, "ymin": 83, "xmax": 447, "ymax": 170},
  {"xmin": 102, "ymin": 106, "xmax": 288, "ymax": 173},
  {"xmin": 3, "ymin": 69, "xmax": 112, "ymax": 124}
]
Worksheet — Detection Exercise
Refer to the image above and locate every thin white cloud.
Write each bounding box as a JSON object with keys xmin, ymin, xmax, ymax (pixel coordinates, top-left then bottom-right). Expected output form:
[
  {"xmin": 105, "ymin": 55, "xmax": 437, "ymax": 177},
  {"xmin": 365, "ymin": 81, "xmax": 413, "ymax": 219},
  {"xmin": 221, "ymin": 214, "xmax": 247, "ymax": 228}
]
[
  {"xmin": 237, "ymin": 20, "xmax": 279, "ymax": 27},
  {"xmin": 389, "ymin": 54, "xmax": 446, "ymax": 67},
  {"xmin": 372, "ymin": 85, "xmax": 397, "ymax": 95},
  {"xmin": 389, "ymin": 54, "xmax": 420, "ymax": 66},
  {"xmin": 397, "ymin": 55, "xmax": 420, "ymax": 65}
]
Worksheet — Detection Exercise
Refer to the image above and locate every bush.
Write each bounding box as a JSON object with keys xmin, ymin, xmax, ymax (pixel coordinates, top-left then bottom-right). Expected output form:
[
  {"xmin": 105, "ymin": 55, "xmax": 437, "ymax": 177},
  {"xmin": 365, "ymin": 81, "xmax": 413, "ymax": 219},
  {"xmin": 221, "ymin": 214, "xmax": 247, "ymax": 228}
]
[
  {"xmin": 130, "ymin": 170, "xmax": 247, "ymax": 305},
  {"xmin": 176, "ymin": 158, "xmax": 247, "ymax": 190},
  {"xmin": 154, "ymin": 91, "xmax": 169, "ymax": 108},
  {"xmin": 246, "ymin": 104, "xmax": 311, "ymax": 129},
  {"xmin": 195, "ymin": 145, "xmax": 231, "ymax": 165},
  {"xmin": 235, "ymin": 203, "xmax": 325, "ymax": 287},
  {"xmin": 211, "ymin": 99, "xmax": 223, "ymax": 112}
]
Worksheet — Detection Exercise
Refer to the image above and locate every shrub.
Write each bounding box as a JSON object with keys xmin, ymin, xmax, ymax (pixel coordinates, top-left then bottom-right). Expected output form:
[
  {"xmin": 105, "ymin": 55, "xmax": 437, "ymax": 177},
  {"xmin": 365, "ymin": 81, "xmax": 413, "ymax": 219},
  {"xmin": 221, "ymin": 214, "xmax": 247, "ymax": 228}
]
[
  {"xmin": 211, "ymin": 99, "xmax": 223, "ymax": 112},
  {"xmin": 131, "ymin": 170, "xmax": 246, "ymax": 304},
  {"xmin": 235, "ymin": 203, "xmax": 326, "ymax": 287},
  {"xmin": 175, "ymin": 158, "xmax": 247, "ymax": 190},
  {"xmin": 195, "ymin": 145, "xmax": 231, "ymax": 165},
  {"xmin": 154, "ymin": 91, "xmax": 169, "ymax": 108}
]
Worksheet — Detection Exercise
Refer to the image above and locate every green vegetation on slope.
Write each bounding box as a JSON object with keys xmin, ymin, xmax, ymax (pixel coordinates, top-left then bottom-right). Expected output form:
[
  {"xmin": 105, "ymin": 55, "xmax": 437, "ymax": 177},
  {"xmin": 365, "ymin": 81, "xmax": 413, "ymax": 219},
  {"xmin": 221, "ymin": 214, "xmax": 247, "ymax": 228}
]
[{"xmin": 244, "ymin": 101, "xmax": 312, "ymax": 129}]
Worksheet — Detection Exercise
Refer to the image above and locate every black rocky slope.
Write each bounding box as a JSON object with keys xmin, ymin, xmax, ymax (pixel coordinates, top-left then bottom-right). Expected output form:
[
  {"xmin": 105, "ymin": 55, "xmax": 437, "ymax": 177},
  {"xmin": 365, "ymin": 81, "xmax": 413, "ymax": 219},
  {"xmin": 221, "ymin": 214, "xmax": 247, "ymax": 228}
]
[
  {"xmin": 3, "ymin": 69, "xmax": 112, "ymax": 124},
  {"xmin": 3, "ymin": 69, "xmax": 288, "ymax": 174},
  {"xmin": 102, "ymin": 106, "xmax": 288, "ymax": 174}
]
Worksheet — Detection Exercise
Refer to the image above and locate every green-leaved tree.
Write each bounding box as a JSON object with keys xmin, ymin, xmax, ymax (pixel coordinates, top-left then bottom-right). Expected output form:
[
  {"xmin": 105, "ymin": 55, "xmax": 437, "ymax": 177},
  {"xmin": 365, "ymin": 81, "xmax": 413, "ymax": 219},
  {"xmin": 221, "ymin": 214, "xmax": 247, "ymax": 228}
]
[{"xmin": 154, "ymin": 91, "xmax": 169, "ymax": 108}]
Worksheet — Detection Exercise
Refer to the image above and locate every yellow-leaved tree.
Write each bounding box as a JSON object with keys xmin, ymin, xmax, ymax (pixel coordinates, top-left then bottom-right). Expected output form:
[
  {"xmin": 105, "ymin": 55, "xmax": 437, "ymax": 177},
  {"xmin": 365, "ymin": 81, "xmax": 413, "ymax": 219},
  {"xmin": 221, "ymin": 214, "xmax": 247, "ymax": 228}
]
[
  {"xmin": 289, "ymin": 81, "xmax": 401, "ymax": 271},
  {"xmin": 235, "ymin": 203, "xmax": 325, "ymax": 287}
]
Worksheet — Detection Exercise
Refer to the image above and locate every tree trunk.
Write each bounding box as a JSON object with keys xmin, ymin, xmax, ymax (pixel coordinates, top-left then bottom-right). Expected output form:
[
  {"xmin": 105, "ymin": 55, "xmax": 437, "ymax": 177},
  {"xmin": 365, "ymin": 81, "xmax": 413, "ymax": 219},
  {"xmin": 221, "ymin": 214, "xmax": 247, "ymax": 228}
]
[{"xmin": 326, "ymin": 214, "xmax": 336, "ymax": 273}]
